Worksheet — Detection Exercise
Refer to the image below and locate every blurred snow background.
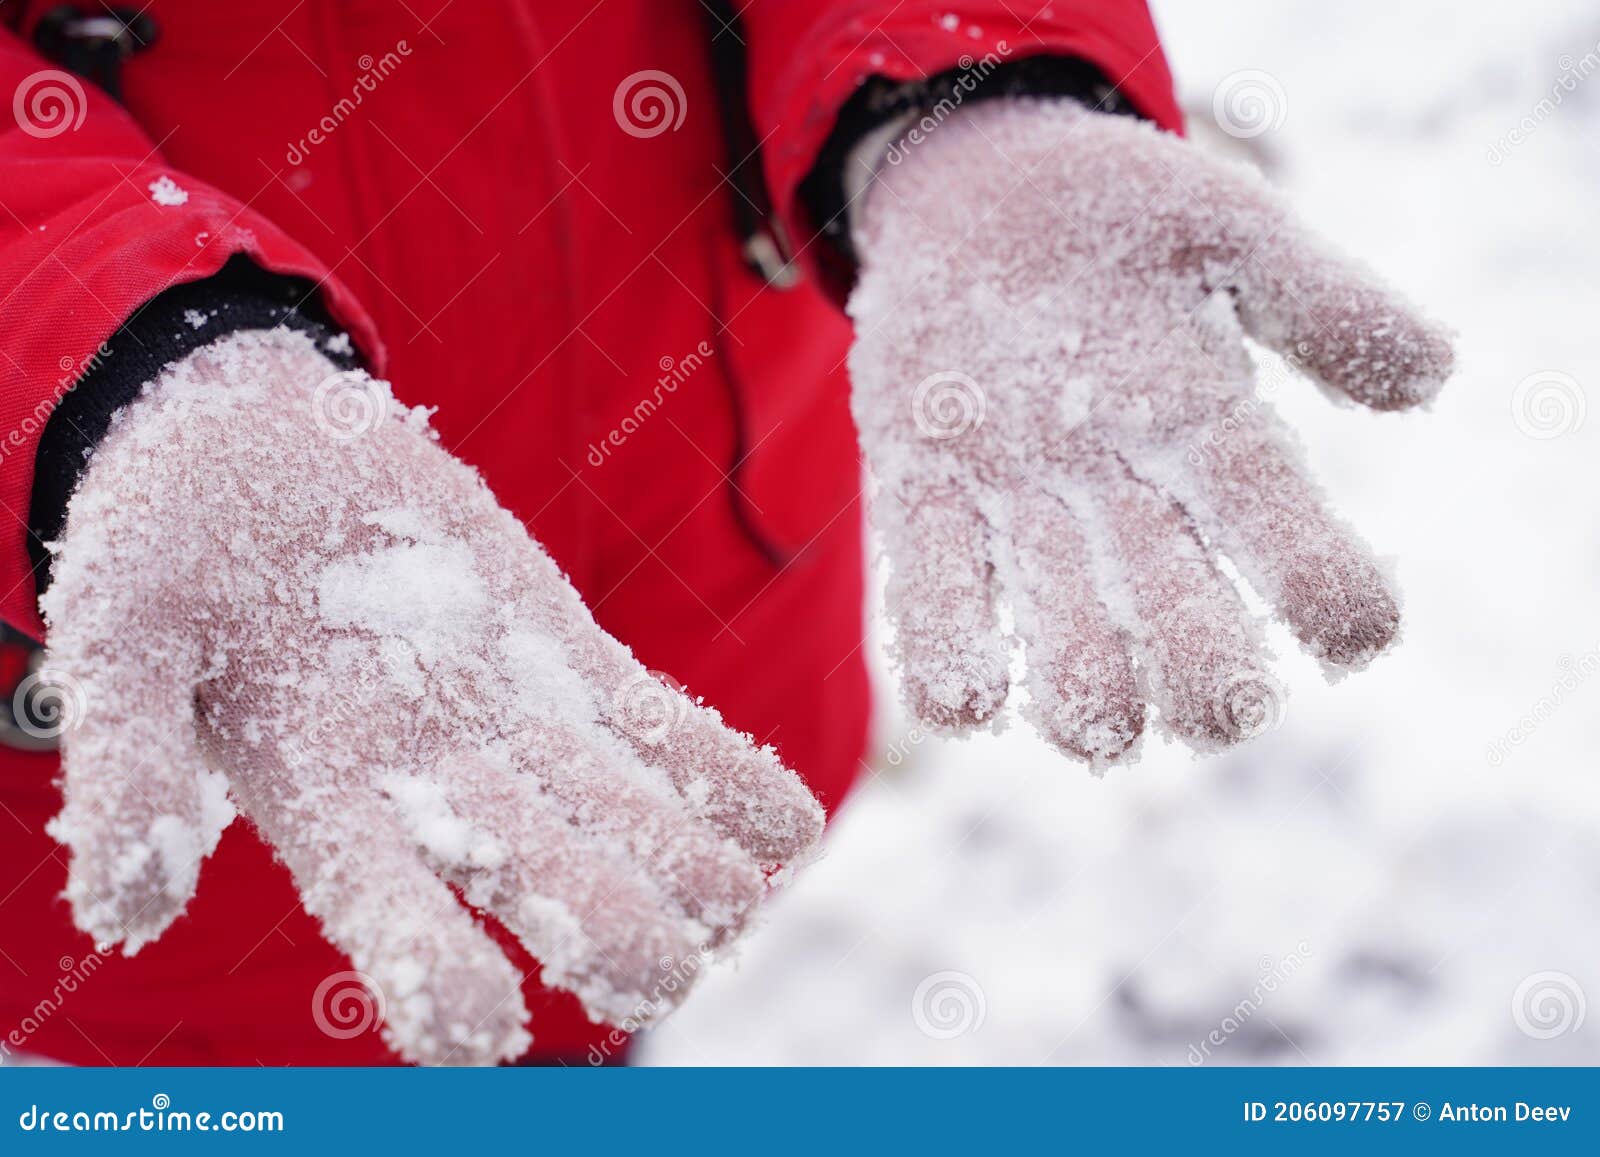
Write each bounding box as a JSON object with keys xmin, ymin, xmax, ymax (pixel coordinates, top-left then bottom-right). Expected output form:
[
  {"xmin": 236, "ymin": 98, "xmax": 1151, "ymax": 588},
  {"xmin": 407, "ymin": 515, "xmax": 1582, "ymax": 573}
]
[{"xmin": 641, "ymin": 0, "xmax": 1600, "ymax": 1065}]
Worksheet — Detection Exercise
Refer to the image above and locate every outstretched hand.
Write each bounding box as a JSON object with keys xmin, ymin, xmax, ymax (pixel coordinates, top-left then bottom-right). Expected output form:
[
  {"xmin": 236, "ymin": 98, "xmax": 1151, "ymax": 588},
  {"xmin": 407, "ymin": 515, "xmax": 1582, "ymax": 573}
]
[
  {"xmin": 43, "ymin": 330, "xmax": 823, "ymax": 1064},
  {"xmin": 848, "ymin": 99, "xmax": 1454, "ymax": 762}
]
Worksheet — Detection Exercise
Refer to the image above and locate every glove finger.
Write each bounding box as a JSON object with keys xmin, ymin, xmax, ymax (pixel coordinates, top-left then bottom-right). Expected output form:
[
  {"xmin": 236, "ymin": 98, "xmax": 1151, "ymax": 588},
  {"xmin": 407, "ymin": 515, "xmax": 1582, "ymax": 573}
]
[
  {"xmin": 480, "ymin": 527, "xmax": 824, "ymax": 869},
  {"xmin": 601, "ymin": 677, "xmax": 825, "ymax": 870},
  {"xmin": 576, "ymin": 640, "xmax": 823, "ymax": 868},
  {"xmin": 878, "ymin": 471, "xmax": 1010, "ymax": 732},
  {"xmin": 383, "ymin": 756, "xmax": 706, "ymax": 1026},
  {"xmin": 1171, "ymin": 417, "xmax": 1399, "ymax": 667},
  {"xmin": 238, "ymin": 781, "xmax": 530, "ymax": 1066},
  {"xmin": 1181, "ymin": 146, "xmax": 1454, "ymax": 409},
  {"xmin": 40, "ymin": 601, "xmax": 232, "ymax": 955},
  {"xmin": 501, "ymin": 717, "xmax": 766, "ymax": 939},
  {"xmin": 1083, "ymin": 454, "xmax": 1280, "ymax": 750},
  {"xmin": 995, "ymin": 483, "xmax": 1143, "ymax": 764}
]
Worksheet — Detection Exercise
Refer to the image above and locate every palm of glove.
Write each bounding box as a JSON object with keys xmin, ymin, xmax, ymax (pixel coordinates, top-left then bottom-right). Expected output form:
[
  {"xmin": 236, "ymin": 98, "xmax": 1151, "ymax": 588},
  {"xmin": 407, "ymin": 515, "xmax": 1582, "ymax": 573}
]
[
  {"xmin": 43, "ymin": 330, "xmax": 823, "ymax": 1065},
  {"xmin": 849, "ymin": 100, "xmax": 1453, "ymax": 762}
]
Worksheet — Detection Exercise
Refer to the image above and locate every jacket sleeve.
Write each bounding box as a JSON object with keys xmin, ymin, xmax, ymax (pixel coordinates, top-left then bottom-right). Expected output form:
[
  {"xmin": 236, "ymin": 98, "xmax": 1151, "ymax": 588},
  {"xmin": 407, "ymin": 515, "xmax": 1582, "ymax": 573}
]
[
  {"xmin": 0, "ymin": 26, "xmax": 382, "ymax": 642},
  {"xmin": 740, "ymin": 0, "xmax": 1183, "ymax": 289}
]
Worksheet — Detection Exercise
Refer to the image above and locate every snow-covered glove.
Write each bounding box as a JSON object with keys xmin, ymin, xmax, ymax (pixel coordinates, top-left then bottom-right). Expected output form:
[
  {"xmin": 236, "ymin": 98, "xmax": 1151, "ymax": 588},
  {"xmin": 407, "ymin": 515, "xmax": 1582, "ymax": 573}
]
[
  {"xmin": 41, "ymin": 329, "xmax": 823, "ymax": 1065},
  {"xmin": 849, "ymin": 99, "xmax": 1455, "ymax": 762}
]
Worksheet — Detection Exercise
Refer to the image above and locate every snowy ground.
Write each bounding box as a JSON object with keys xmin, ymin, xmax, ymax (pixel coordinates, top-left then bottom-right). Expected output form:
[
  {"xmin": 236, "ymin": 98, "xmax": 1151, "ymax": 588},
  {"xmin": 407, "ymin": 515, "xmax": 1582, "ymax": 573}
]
[{"xmin": 640, "ymin": 0, "xmax": 1600, "ymax": 1065}]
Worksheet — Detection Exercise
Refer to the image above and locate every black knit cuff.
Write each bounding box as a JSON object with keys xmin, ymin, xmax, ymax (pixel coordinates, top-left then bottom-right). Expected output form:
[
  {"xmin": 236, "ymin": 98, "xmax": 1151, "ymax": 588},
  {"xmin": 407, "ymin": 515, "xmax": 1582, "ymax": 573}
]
[
  {"xmin": 799, "ymin": 55, "xmax": 1146, "ymax": 272},
  {"xmin": 28, "ymin": 255, "xmax": 361, "ymax": 590}
]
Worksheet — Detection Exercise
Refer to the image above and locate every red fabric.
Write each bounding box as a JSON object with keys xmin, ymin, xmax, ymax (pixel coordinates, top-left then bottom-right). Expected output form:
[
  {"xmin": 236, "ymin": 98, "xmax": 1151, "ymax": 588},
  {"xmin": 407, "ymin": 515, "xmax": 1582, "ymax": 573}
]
[
  {"xmin": 743, "ymin": 0, "xmax": 1184, "ymax": 294},
  {"xmin": 0, "ymin": 1, "xmax": 1175, "ymax": 1065}
]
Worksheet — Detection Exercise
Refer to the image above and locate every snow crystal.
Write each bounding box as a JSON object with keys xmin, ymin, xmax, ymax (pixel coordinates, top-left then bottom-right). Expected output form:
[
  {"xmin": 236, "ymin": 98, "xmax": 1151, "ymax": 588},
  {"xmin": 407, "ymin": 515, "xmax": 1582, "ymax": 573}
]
[
  {"xmin": 360, "ymin": 505, "xmax": 432, "ymax": 542},
  {"xmin": 389, "ymin": 956, "xmax": 426, "ymax": 998},
  {"xmin": 147, "ymin": 175, "xmax": 189, "ymax": 206},
  {"xmin": 382, "ymin": 776, "xmax": 506, "ymax": 870},
  {"xmin": 314, "ymin": 538, "xmax": 488, "ymax": 667}
]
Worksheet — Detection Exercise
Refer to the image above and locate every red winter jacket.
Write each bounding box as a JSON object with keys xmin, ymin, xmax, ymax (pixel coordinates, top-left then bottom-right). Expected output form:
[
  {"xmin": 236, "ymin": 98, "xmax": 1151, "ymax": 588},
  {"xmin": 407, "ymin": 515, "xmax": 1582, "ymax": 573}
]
[{"xmin": 0, "ymin": 1, "xmax": 1179, "ymax": 1065}]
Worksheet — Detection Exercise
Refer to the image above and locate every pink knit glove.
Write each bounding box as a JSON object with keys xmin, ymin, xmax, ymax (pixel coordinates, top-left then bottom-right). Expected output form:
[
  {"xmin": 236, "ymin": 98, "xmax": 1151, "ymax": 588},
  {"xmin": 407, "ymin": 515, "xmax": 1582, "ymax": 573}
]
[
  {"xmin": 41, "ymin": 329, "xmax": 823, "ymax": 1065},
  {"xmin": 849, "ymin": 100, "xmax": 1455, "ymax": 763}
]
